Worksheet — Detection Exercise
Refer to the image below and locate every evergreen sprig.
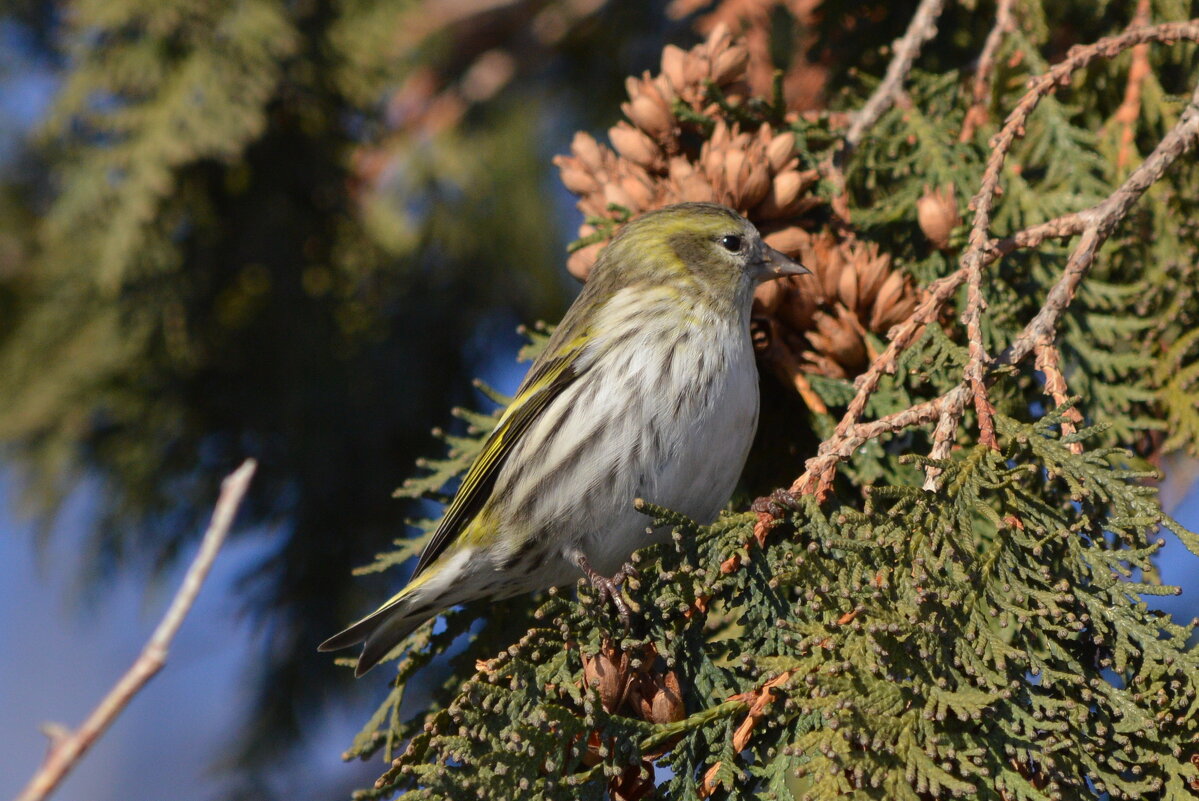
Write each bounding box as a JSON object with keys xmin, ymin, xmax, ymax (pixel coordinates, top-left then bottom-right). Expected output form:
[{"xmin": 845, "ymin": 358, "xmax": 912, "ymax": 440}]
[
  {"xmin": 339, "ymin": 4, "xmax": 1199, "ymax": 800},
  {"xmin": 349, "ymin": 402, "xmax": 1199, "ymax": 800}
]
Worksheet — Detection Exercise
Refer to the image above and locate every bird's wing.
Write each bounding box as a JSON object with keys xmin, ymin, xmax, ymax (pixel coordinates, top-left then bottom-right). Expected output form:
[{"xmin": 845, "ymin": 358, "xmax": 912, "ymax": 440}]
[{"xmin": 409, "ymin": 333, "xmax": 591, "ymax": 578}]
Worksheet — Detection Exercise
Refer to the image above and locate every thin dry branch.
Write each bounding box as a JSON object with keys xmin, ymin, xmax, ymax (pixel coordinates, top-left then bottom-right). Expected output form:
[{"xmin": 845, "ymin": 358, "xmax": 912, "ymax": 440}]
[
  {"xmin": 1002, "ymin": 81, "xmax": 1199, "ymax": 364},
  {"xmin": 14, "ymin": 459, "xmax": 258, "ymax": 801},
  {"xmin": 989, "ymin": 210, "xmax": 1090, "ymax": 256},
  {"xmin": 953, "ymin": 23, "xmax": 1199, "ymax": 456},
  {"xmin": 823, "ymin": 0, "xmax": 947, "ymax": 223},
  {"xmin": 844, "ymin": 0, "xmax": 948, "ymax": 151},
  {"xmin": 784, "ymin": 20, "xmax": 1199, "ymax": 500},
  {"xmin": 921, "ymin": 407, "xmax": 961, "ymax": 490},
  {"xmin": 960, "ymin": 0, "xmax": 1017, "ymax": 142},
  {"xmin": 962, "ymin": 245, "xmax": 999, "ymax": 450},
  {"xmin": 1034, "ymin": 337, "xmax": 1084, "ymax": 454},
  {"xmin": 913, "ymin": 74, "xmax": 1199, "ymax": 488},
  {"xmin": 698, "ymin": 671, "xmax": 793, "ymax": 798},
  {"xmin": 926, "ymin": 84, "xmax": 1199, "ymax": 478}
]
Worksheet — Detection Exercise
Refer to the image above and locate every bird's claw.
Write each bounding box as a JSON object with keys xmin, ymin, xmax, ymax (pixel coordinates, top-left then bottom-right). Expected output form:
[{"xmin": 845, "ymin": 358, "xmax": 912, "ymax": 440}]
[
  {"xmin": 751, "ymin": 488, "xmax": 800, "ymax": 517},
  {"xmin": 612, "ymin": 561, "xmax": 640, "ymax": 584},
  {"xmin": 591, "ymin": 573, "xmax": 633, "ymax": 629},
  {"xmin": 576, "ymin": 555, "xmax": 636, "ymax": 629}
]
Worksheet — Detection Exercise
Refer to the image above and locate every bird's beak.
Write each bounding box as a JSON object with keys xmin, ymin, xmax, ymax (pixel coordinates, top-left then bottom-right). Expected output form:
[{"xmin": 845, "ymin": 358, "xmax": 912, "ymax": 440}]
[{"xmin": 754, "ymin": 245, "xmax": 810, "ymax": 283}]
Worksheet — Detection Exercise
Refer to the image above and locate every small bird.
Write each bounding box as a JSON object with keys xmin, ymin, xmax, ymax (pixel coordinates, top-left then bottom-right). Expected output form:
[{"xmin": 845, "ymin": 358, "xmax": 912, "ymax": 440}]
[{"xmin": 320, "ymin": 202, "xmax": 808, "ymax": 675}]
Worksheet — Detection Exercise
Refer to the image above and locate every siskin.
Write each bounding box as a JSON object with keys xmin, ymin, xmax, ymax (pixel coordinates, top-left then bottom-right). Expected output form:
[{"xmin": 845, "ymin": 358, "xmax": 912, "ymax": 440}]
[{"xmin": 320, "ymin": 202, "xmax": 808, "ymax": 675}]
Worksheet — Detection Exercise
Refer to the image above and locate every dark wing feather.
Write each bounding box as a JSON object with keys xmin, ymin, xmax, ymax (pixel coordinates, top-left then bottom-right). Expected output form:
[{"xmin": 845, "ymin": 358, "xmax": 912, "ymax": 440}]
[{"xmin": 409, "ymin": 341, "xmax": 589, "ymax": 578}]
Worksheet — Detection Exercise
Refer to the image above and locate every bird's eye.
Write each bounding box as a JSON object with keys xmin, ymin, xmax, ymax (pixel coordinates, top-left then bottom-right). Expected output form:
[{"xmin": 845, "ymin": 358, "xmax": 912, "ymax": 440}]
[{"xmin": 719, "ymin": 234, "xmax": 743, "ymax": 252}]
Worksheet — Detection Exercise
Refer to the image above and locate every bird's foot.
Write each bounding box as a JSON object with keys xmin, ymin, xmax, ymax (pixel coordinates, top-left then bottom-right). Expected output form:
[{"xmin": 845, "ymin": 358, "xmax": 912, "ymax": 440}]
[
  {"xmin": 611, "ymin": 561, "xmax": 640, "ymax": 585},
  {"xmin": 751, "ymin": 487, "xmax": 800, "ymax": 517},
  {"xmin": 575, "ymin": 553, "xmax": 636, "ymax": 629}
]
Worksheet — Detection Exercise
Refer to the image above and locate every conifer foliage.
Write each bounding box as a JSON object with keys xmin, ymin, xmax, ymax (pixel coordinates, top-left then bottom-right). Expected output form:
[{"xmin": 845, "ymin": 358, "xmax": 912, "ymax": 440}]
[{"xmin": 341, "ymin": 2, "xmax": 1199, "ymax": 800}]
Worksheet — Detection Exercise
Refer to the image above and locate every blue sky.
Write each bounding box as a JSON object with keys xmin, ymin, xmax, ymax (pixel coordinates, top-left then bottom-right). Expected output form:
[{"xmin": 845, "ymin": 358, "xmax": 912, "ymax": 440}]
[{"xmin": 0, "ymin": 471, "xmax": 379, "ymax": 801}]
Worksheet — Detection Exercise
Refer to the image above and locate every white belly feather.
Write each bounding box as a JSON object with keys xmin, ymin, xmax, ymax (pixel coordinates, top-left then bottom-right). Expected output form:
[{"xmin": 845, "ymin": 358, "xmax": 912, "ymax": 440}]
[{"xmin": 484, "ymin": 285, "xmax": 761, "ymax": 583}]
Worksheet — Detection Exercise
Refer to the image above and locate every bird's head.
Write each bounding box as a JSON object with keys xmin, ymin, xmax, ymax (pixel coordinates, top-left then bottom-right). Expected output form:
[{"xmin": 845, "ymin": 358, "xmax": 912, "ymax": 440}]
[{"xmin": 594, "ymin": 203, "xmax": 809, "ymax": 307}]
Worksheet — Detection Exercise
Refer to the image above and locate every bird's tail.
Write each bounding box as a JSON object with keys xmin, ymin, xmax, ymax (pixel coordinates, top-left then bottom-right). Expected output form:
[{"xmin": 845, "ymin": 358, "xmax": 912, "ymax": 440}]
[{"xmin": 319, "ymin": 591, "xmax": 428, "ymax": 677}]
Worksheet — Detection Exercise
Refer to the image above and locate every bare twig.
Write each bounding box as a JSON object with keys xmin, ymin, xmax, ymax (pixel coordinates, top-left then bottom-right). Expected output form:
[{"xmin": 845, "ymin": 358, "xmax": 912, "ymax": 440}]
[
  {"xmin": 14, "ymin": 459, "xmax": 258, "ymax": 801},
  {"xmin": 844, "ymin": 0, "xmax": 948, "ymax": 151},
  {"xmin": 797, "ymin": 394, "xmax": 953, "ymax": 490},
  {"xmin": 988, "ymin": 210, "xmax": 1090, "ymax": 257},
  {"xmin": 921, "ymin": 407, "xmax": 961, "ymax": 490},
  {"xmin": 1034, "ymin": 336, "xmax": 1084, "ymax": 454},
  {"xmin": 919, "ymin": 82, "xmax": 1199, "ymax": 479},
  {"xmin": 785, "ymin": 20, "xmax": 1199, "ymax": 500},
  {"xmin": 794, "ymin": 267, "xmax": 968, "ymax": 498},
  {"xmin": 821, "ymin": 0, "xmax": 948, "ymax": 225},
  {"xmin": 961, "ymin": 248, "xmax": 999, "ymax": 450},
  {"xmin": 960, "ymin": 0, "xmax": 1017, "ymax": 142},
  {"xmin": 923, "ymin": 74, "xmax": 1199, "ymax": 488},
  {"xmin": 699, "ymin": 672, "xmax": 793, "ymax": 797},
  {"xmin": 1001, "ymin": 76, "xmax": 1199, "ymax": 365},
  {"xmin": 951, "ymin": 23, "xmax": 1197, "ymax": 456}
]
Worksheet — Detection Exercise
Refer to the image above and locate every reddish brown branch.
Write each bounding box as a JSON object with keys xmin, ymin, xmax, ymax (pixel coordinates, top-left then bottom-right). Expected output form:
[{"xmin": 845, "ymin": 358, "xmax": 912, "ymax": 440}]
[
  {"xmin": 951, "ymin": 23, "xmax": 1199, "ymax": 455},
  {"xmin": 1001, "ymin": 77, "xmax": 1199, "ymax": 365},
  {"xmin": 784, "ymin": 20, "xmax": 1199, "ymax": 500},
  {"xmin": 962, "ymin": 255, "xmax": 999, "ymax": 450},
  {"xmin": 699, "ymin": 672, "xmax": 793, "ymax": 797},
  {"xmin": 960, "ymin": 0, "xmax": 1017, "ymax": 142},
  {"xmin": 957, "ymin": 0, "xmax": 1022, "ymax": 450},
  {"xmin": 791, "ymin": 267, "xmax": 967, "ymax": 498},
  {"xmin": 989, "ymin": 211, "xmax": 1090, "ymax": 257},
  {"xmin": 961, "ymin": 20, "xmax": 1199, "ymax": 249},
  {"xmin": 1034, "ymin": 336, "xmax": 1084, "ymax": 454},
  {"xmin": 800, "ymin": 394, "xmax": 951, "ymax": 485},
  {"xmin": 14, "ymin": 460, "xmax": 258, "ymax": 801},
  {"xmin": 921, "ymin": 407, "xmax": 961, "ymax": 490},
  {"xmin": 933, "ymin": 76, "xmax": 1199, "ymax": 489}
]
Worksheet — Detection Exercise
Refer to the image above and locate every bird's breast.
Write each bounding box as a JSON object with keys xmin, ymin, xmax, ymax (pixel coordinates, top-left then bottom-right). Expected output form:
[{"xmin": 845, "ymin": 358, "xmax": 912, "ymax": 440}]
[
  {"xmin": 571, "ymin": 309, "xmax": 759, "ymax": 572},
  {"xmin": 487, "ymin": 294, "xmax": 761, "ymax": 580}
]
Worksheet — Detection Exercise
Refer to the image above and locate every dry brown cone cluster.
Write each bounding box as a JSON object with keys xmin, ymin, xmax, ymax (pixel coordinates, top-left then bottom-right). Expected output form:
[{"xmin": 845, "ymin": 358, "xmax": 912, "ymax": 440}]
[
  {"xmin": 665, "ymin": 0, "xmax": 828, "ymax": 109},
  {"xmin": 556, "ymin": 23, "xmax": 921, "ymax": 403},
  {"xmin": 579, "ymin": 642, "xmax": 685, "ymax": 801},
  {"xmin": 554, "ymin": 24, "xmax": 823, "ymax": 279},
  {"xmin": 755, "ymin": 231, "xmax": 918, "ymax": 390}
]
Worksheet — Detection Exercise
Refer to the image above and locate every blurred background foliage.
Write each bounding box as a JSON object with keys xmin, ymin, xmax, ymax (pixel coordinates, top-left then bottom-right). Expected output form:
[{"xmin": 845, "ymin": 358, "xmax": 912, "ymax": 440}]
[
  {"xmin": 2, "ymin": 0, "xmax": 1199, "ymax": 797},
  {"xmin": 0, "ymin": 0, "xmax": 691, "ymax": 785}
]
